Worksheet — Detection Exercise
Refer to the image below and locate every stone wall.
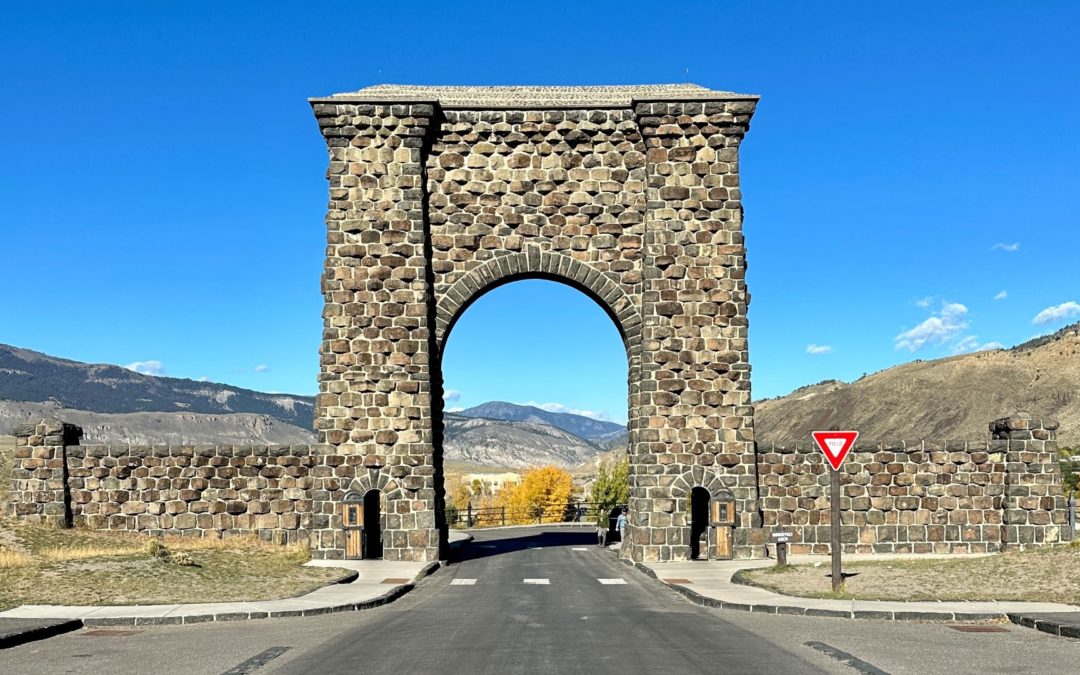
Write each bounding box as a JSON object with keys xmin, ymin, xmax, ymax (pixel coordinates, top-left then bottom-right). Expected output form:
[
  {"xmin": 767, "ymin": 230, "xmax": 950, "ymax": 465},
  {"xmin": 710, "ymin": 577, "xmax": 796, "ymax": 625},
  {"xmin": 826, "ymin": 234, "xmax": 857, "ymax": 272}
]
[
  {"xmin": 8, "ymin": 418, "xmax": 390, "ymax": 557},
  {"xmin": 7, "ymin": 413, "xmax": 1068, "ymax": 558},
  {"xmin": 757, "ymin": 414, "xmax": 1069, "ymax": 554}
]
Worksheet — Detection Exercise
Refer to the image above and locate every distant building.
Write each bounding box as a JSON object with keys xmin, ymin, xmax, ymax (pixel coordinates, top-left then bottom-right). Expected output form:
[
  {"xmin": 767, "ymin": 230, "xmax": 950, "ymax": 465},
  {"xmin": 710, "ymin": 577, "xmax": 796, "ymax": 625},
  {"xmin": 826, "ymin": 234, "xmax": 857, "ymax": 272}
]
[{"xmin": 463, "ymin": 472, "xmax": 521, "ymax": 495}]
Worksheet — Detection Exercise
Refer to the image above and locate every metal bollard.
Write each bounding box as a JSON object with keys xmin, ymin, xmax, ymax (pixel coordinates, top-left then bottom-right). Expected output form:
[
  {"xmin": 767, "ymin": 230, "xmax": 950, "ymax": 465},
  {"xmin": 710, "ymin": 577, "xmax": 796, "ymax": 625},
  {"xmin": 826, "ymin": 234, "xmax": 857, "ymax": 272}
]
[{"xmin": 1070, "ymin": 494, "xmax": 1076, "ymax": 541}]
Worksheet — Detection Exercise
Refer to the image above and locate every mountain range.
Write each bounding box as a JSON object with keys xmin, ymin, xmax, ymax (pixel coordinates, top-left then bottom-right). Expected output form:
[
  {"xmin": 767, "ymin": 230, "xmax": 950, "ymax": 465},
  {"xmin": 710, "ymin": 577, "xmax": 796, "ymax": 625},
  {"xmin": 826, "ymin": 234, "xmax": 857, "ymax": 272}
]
[
  {"xmin": 0, "ymin": 343, "xmax": 625, "ymax": 467},
  {"xmin": 2, "ymin": 321, "xmax": 1077, "ymax": 465}
]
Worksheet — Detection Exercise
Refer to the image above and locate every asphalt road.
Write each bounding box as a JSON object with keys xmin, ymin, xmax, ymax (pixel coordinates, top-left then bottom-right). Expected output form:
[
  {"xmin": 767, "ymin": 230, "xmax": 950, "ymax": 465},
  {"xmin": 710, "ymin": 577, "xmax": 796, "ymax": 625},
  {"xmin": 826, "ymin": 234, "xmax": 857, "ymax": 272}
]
[{"xmin": 3, "ymin": 526, "xmax": 1079, "ymax": 674}]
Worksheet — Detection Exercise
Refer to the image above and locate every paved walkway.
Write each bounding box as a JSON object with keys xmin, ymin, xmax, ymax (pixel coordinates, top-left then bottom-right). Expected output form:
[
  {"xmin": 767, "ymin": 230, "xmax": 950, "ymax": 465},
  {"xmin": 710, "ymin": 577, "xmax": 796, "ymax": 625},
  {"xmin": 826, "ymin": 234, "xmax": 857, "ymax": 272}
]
[{"xmin": 636, "ymin": 554, "xmax": 1080, "ymax": 628}]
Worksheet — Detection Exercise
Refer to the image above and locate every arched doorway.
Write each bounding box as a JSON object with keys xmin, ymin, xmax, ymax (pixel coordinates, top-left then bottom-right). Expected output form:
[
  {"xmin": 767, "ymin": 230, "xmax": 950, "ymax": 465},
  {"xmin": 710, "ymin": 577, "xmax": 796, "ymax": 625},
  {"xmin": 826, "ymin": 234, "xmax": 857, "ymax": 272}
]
[
  {"xmin": 690, "ymin": 487, "xmax": 711, "ymax": 560},
  {"xmin": 363, "ymin": 489, "xmax": 383, "ymax": 560}
]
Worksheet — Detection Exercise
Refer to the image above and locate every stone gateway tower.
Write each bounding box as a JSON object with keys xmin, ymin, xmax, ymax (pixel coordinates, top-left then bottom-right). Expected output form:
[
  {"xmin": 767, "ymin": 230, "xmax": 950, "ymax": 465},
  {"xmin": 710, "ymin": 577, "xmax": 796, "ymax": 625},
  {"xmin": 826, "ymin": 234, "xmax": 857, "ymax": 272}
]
[{"xmin": 310, "ymin": 85, "xmax": 760, "ymax": 562}]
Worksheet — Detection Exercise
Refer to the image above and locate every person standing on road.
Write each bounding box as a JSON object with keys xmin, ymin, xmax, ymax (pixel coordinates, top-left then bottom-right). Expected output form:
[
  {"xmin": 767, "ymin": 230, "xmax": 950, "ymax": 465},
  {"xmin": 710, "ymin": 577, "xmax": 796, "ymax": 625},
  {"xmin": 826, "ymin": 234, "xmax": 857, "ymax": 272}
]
[
  {"xmin": 616, "ymin": 507, "xmax": 628, "ymax": 544},
  {"xmin": 597, "ymin": 522, "xmax": 607, "ymax": 548}
]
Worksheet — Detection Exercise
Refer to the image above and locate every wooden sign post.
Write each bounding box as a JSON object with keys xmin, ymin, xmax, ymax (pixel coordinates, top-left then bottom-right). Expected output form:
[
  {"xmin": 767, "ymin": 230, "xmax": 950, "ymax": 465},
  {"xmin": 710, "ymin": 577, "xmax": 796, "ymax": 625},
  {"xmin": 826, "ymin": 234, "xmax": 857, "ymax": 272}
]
[{"xmin": 811, "ymin": 430, "xmax": 859, "ymax": 593}]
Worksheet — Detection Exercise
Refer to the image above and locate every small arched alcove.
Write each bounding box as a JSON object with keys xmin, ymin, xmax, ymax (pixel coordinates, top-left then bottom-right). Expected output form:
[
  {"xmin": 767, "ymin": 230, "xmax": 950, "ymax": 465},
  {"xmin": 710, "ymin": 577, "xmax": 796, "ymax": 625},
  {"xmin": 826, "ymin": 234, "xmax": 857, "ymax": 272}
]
[{"xmin": 363, "ymin": 489, "xmax": 383, "ymax": 560}]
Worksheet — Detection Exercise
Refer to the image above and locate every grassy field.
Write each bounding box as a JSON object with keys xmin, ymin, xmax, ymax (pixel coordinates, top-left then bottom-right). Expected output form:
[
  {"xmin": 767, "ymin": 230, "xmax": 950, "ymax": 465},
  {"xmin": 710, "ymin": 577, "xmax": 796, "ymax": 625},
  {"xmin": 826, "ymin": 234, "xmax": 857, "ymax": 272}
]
[
  {"xmin": 739, "ymin": 546, "xmax": 1080, "ymax": 604},
  {"xmin": 0, "ymin": 434, "xmax": 350, "ymax": 610}
]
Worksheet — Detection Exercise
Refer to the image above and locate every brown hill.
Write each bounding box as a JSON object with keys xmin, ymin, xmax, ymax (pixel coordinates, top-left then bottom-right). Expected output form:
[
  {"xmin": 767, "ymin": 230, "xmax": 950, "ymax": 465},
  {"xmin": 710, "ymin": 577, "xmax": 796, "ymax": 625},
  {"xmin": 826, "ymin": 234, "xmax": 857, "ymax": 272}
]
[{"xmin": 756, "ymin": 322, "xmax": 1080, "ymax": 447}]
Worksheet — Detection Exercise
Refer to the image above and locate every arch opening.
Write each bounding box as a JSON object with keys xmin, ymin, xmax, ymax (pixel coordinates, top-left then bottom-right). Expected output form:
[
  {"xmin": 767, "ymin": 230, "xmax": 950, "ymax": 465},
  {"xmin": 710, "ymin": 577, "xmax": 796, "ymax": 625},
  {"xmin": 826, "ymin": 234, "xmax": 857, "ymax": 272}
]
[
  {"xmin": 690, "ymin": 487, "xmax": 711, "ymax": 561},
  {"xmin": 439, "ymin": 271, "xmax": 636, "ymax": 360},
  {"xmin": 437, "ymin": 278, "xmax": 631, "ymax": 550}
]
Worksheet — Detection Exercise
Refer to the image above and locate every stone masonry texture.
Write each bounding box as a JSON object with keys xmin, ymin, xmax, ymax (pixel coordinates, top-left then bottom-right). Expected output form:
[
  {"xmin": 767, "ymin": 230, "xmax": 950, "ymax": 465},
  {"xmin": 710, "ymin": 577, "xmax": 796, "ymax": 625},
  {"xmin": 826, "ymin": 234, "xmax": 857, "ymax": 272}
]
[
  {"xmin": 310, "ymin": 84, "xmax": 758, "ymax": 562},
  {"xmin": 9, "ymin": 413, "xmax": 1068, "ymax": 558},
  {"xmin": 6, "ymin": 86, "xmax": 1070, "ymax": 562}
]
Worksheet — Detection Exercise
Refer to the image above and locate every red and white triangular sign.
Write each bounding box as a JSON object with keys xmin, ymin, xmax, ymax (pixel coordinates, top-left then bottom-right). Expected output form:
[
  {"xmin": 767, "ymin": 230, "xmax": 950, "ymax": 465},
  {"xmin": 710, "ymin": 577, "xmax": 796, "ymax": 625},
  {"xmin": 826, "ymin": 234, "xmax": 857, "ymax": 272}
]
[{"xmin": 811, "ymin": 431, "xmax": 859, "ymax": 471}]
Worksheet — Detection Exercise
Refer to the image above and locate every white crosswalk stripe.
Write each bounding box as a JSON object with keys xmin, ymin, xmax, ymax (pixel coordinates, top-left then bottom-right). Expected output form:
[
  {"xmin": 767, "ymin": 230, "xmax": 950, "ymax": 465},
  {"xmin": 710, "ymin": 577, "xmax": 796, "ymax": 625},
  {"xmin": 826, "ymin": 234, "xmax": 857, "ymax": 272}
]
[
  {"xmin": 450, "ymin": 578, "xmax": 477, "ymax": 585},
  {"xmin": 597, "ymin": 578, "xmax": 627, "ymax": 585},
  {"xmin": 571, "ymin": 547, "xmax": 589, "ymax": 551},
  {"xmin": 523, "ymin": 578, "xmax": 550, "ymax": 585}
]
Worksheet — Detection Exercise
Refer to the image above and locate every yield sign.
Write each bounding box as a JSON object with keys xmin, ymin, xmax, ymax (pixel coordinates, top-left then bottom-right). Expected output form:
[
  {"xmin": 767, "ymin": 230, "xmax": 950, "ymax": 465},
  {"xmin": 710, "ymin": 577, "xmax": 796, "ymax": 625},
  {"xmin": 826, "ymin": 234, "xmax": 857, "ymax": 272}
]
[{"xmin": 812, "ymin": 431, "xmax": 859, "ymax": 471}]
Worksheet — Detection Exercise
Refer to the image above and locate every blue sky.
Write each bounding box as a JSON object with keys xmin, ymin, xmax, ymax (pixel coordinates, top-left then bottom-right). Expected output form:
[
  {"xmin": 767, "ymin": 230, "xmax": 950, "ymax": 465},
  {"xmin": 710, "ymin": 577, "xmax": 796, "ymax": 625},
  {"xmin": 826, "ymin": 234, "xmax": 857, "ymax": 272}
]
[{"xmin": 2, "ymin": 2, "xmax": 1078, "ymax": 425}]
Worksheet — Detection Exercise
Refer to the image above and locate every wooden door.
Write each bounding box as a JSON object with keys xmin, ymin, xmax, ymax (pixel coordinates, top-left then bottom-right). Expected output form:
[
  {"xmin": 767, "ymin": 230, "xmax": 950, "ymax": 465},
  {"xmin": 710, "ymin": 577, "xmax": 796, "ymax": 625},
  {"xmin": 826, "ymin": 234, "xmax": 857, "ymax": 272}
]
[
  {"xmin": 714, "ymin": 526, "xmax": 733, "ymax": 560},
  {"xmin": 343, "ymin": 502, "xmax": 363, "ymax": 560},
  {"xmin": 345, "ymin": 529, "xmax": 362, "ymax": 559}
]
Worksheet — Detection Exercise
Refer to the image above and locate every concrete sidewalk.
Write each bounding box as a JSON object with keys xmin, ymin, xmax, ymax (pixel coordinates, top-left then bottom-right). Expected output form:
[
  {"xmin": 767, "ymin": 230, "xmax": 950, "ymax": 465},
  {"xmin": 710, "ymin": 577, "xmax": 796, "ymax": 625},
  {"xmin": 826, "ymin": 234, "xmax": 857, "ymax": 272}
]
[{"xmin": 634, "ymin": 554, "xmax": 1080, "ymax": 630}]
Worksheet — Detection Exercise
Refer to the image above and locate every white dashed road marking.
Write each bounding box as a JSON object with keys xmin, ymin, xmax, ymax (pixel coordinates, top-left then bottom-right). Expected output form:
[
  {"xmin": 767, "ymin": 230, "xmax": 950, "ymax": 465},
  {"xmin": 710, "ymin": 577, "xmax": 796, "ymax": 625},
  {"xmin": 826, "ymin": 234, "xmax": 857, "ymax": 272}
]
[
  {"xmin": 597, "ymin": 578, "xmax": 627, "ymax": 585},
  {"xmin": 523, "ymin": 578, "xmax": 550, "ymax": 585},
  {"xmin": 571, "ymin": 547, "xmax": 589, "ymax": 551},
  {"xmin": 450, "ymin": 579, "xmax": 477, "ymax": 585}
]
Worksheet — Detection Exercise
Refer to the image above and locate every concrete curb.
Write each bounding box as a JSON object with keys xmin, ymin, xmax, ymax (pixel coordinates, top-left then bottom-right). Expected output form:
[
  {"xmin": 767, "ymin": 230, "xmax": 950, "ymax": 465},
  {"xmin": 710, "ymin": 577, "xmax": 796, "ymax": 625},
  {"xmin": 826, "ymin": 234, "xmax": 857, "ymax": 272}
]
[
  {"xmin": 622, "ymin": 559, "xmax": 1007, "ymax": 623},
  {"xmin": 86, "ymin": 560, "xmax": 445, "ymax": 627},
  {"xmin": 0, "ymin": 619, "xmax": 83, "ymax": 650},
  {"xmin": 1007, "ymin": 613, "xmax": 1080, "ymax": 639}
]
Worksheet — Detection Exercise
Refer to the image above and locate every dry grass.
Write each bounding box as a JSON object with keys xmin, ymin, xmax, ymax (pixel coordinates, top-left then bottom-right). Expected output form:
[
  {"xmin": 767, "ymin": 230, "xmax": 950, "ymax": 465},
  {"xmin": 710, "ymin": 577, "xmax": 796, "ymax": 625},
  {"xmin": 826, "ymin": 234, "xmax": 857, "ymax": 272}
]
[
  {"xmin": 0, "ymin": 548, "xmax": 32, "ymax": 569},
  {"xmin": 740, "ymin": 546, "xmax": 1080, "ymax": 604},
  {"xmin": 0, "ymin": 524, "xmax": 349, "ymax": 611}
]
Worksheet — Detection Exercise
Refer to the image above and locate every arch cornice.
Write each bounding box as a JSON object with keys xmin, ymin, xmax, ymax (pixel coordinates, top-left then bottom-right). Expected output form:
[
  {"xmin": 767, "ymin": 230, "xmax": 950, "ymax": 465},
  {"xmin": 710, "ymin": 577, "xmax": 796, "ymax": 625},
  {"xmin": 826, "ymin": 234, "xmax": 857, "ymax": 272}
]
[{"xmin": 434, "ymin": 248, "xmax": 643, "ymax": 357}]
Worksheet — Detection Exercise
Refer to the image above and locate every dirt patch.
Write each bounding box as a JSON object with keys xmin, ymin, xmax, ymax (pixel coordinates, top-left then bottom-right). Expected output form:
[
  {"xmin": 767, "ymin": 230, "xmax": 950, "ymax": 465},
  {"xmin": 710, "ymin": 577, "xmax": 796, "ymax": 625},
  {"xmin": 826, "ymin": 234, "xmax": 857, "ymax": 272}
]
[
  {"xmin": 740, "ymin": 547, "xmax": 1080, "ymax": 604},
  {"xmin": 0, "ymin": 526, "xmax": 350, "ymax": 611}
]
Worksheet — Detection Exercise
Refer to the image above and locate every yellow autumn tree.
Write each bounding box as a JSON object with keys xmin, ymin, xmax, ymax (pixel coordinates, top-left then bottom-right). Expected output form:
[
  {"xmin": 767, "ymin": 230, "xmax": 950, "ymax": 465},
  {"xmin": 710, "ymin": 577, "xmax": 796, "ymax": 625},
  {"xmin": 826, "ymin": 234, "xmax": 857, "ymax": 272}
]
[{"xmin": 497, "ymin": 465, "xmax": 574, "ymax": 525}]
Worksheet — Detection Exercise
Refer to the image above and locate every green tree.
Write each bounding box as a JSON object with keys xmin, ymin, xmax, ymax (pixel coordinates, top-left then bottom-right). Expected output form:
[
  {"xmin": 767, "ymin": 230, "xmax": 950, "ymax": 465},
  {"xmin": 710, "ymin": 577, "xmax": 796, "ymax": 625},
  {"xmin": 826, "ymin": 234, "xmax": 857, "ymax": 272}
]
[{"xmin": 590, "ymin": 457, "xmax": 629, "ymax": 526}]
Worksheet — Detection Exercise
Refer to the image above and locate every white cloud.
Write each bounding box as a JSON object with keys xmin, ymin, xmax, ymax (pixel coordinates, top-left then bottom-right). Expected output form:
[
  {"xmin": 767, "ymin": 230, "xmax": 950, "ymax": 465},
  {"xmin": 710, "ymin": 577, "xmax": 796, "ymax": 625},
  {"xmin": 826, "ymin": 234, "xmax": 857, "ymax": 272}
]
[
  {"xmin": 254, "ymin": 364, "xmax": 269, "ymax": 373},
  {"xmin": 1033, "ymin": 301, "xmax": 1080, "ymax": 326},
  {"xmin": 197, "ymin": 376, "xmax": 210, "ymax": 382},
  {"xmin": 952, "ymin": 336, "xmax": 1005, "ymax": 354},
  {"xmin": 124, "ymin": 360, "xmax": 165, "ymax": 376},
  {"xmin": 991, "ymin": 242, "xmax": 1020, "ymax": 252},
  {"xmin": 806, "ymin": 344, "xmax": 833, "ymax": 355},
  {"xmin": 994, "ymin": 290, "xmax": 1008, "ymax": 301},
  {"xmin": 446, "ymin": 406, "xmax": 465, "ymax": 413},
  {"xmin": 894, "ymin": 302, "xmax": 969, "ymax": 352},
  {"xmin": 524, "ymin": 401, "xmax": 616, "ymax": 422},
  {"xmin": 915, "ymin": 296, "xmax": 934, "ymax": 308},
  {"xmin": 444, "ymin": 389, "xmax": 462, "ymax": 403}
]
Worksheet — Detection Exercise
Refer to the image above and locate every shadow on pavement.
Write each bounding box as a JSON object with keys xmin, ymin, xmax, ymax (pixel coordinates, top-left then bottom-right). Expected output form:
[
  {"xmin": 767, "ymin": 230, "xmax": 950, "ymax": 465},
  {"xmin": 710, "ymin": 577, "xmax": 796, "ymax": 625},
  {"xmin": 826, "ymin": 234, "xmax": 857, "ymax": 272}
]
[{"xmin": 450, "ymin": 528, "xmax": 599, "ymax": 563}]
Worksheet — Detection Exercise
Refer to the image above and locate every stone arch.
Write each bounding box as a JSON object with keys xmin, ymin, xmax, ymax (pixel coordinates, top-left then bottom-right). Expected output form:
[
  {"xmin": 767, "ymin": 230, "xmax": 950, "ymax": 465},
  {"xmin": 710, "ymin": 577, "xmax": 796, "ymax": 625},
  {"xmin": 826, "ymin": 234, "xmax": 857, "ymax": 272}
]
[
  {"xmin": 671, "ymin": 468, "xmax": 733, "ymax": 501},
  {"xmin": 434, "ymin": 248, "xmax": 643, "ymax": 358},
  {"xmin": 346, "ymin": 470, "xmax": 403, "ymax": 502}
]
